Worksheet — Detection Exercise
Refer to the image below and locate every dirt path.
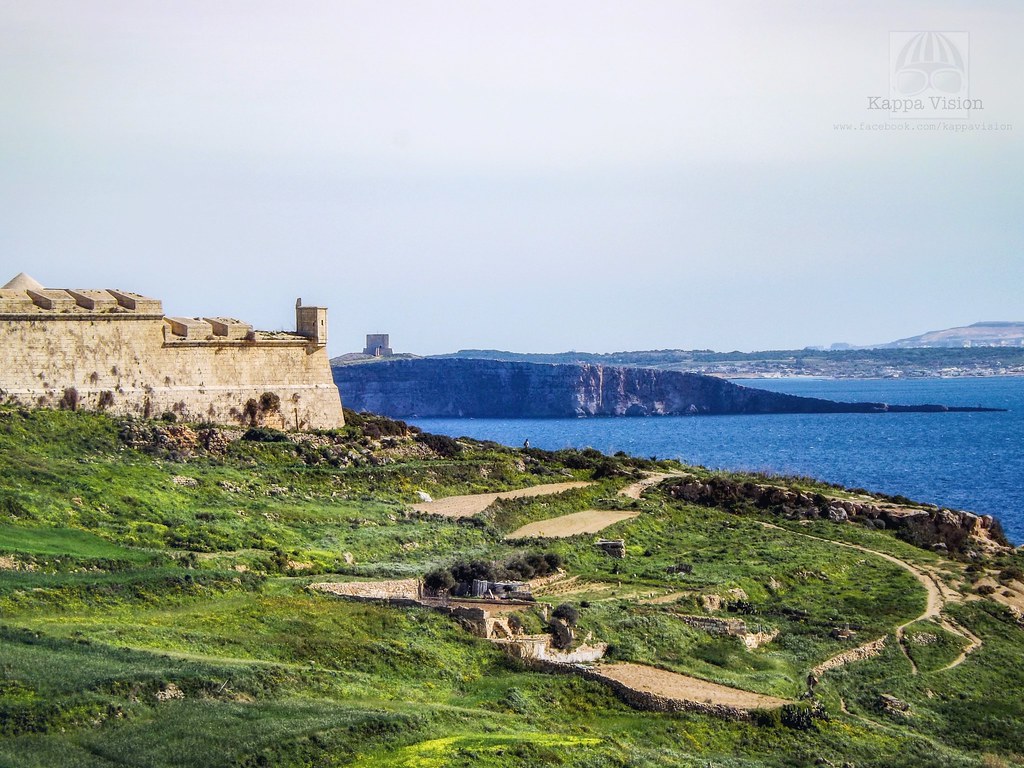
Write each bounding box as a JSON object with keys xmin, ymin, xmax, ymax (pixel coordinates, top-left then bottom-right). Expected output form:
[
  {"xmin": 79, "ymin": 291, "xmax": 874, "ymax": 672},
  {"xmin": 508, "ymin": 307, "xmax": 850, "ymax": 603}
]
[
  {"xmin": 594, "ymin": 662, "xmax": 789, "ymax": 710},
  {"xmin": 502, "ymin": 471, "xmax": 682, "ymax": 539},
  {"xmin": 411, "ymin": 481, "xmax": 592, "ymax": 518},
  {"xmin": 760, "ymin": 521, "xmax": 979, "ymax": 677},
  {"xmin": 506, "ymin": 509, "xmax": 639, "ymax": 539},
  {"xmin": 618, "ymin": 472, "xmax": 683, "ymax": 500},
  {"xmin": 937, "ymin": 617, "xmax": 982, "ymax": 672}
]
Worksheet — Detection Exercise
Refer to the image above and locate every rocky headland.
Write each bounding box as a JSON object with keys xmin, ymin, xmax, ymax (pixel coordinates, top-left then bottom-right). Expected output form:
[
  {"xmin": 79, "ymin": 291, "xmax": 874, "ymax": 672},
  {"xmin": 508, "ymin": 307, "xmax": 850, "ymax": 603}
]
[{"xmin": 331, "ymin": 358, "xmax": 1002, "ymax": 418}]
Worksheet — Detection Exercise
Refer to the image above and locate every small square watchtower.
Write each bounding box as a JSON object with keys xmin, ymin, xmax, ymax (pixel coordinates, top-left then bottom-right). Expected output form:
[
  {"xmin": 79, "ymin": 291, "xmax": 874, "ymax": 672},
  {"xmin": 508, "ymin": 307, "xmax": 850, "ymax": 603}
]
[{"xmin": 295, "ymin": 298, "xmax": 328, "ymax": 347}]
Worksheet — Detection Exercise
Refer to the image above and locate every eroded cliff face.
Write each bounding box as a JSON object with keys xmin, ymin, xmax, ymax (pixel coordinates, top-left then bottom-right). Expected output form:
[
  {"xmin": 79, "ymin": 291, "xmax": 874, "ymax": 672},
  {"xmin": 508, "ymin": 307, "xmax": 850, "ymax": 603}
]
[{"xmin": 331, "ymin": 359, "xmax": 994, "ymax": 418}]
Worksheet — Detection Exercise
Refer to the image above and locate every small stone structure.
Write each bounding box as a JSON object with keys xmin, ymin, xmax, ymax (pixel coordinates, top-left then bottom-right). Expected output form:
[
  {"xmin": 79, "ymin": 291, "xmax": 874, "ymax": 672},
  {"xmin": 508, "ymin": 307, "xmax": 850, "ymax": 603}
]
[
  {"xmin": 363, "ymin": 333, "xmax": 393, "ymax": 357},
  {"xmin": 309, "ymin": 578, "xmax": 607, "ymax": 664},
  {"xmin": 674, "ymin": 614, "xmax": 778, "ymax": 650},
  {"xmin": 471, "ymin": 578, "xmax": 531, "ymax": 599},
  {"xmin": 0, "ymin": 273, "xmax": 344, "ymax": 430},
  {"xmin": 594, "ymin": 539, "xmax": 626, "ymax": 558}
]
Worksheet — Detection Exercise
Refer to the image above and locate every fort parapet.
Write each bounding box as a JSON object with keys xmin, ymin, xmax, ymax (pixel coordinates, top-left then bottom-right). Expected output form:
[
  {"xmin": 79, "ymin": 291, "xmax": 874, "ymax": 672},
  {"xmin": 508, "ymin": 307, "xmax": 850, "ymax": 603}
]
[{"xmin": 0, "ymin": 273, "xmax": 344, "ymax": 430}]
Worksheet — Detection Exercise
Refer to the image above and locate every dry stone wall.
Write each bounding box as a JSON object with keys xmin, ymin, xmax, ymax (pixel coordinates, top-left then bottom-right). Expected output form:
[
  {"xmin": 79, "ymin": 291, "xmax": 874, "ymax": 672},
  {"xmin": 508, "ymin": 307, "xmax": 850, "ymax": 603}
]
[{"xmin": 308, "ymin": 580, "xmax": 422, "ymax": 601}]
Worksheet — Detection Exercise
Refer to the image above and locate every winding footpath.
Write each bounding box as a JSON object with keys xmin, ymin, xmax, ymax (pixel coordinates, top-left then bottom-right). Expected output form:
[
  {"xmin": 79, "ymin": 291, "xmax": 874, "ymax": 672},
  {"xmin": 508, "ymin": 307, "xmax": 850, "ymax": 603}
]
[{"xmin": 758, "ymin": 522, "xmax": 981, "ymax": 677}]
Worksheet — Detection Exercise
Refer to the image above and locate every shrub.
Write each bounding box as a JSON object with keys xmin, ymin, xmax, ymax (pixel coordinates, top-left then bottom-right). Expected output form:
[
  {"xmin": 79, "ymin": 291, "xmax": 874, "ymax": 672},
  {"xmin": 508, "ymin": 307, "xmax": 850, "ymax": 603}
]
[
  {"xmin": 423, "ymin": 569, "xmax": 455, "ymax": 593},
  {"xmin": 779, "ymin": 702, "xmax": 828, "ymax": 731},
  {"xmin": 543, "ymin": 552, "xmax": 564, "ymax": 571},
  {"xmin": 593, "ymin": 458, "xmax": 628, "ymax": 479},
  {"xmin": 552, "ymin": 603, "xmax": 580, "ymax": 626},
  {"xmin": 97, "ymin": 390, "xmax": 115, "ymax": 410},
  {"xmin": 505, "ymin": 558, "xmax": 536, "ymax": 580},
  {"xmin": 415, "ymin": 432, "xmax": 462, "ymax": 457},
  {"xmin": 998, "ymin": 567, "xmax": 1024, "ymax": 584},
  {"xmin": 450, "ymin": 560, "xmax": 497, "ymax": 586},
  {"xmin": 242, "ymin": 427, "xmax": 291, "ymax": 443}
]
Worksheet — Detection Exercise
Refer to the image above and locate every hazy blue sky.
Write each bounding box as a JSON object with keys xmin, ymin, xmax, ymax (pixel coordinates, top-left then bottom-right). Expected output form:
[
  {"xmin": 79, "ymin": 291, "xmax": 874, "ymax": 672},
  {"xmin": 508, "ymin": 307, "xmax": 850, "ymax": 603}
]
[{"xmin": 2, "ymin": 1, "xmax": 1021, "ymax": 356}]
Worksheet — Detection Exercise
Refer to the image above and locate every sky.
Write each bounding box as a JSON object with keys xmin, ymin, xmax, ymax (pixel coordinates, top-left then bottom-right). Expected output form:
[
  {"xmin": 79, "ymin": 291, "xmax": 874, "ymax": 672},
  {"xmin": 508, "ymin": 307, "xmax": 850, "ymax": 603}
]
[{"xmin": 1, "ymin": 1, "xmax": 1022, "ymax": 356}]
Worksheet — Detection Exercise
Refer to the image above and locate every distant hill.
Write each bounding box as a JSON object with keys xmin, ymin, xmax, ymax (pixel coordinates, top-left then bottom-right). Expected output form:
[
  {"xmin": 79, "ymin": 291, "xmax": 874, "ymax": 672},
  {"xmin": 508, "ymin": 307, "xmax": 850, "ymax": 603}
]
[{"xmin": 873, "ymin": 321, "xmax": 1024, "ymax": 349}]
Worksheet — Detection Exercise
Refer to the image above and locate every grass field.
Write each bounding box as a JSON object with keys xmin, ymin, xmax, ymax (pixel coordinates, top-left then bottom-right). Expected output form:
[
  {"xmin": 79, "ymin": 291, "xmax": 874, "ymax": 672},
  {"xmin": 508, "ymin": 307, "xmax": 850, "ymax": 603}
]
[{"xmin": 2, "ymin": 405, "xmax": 1024, "ymax": 766}]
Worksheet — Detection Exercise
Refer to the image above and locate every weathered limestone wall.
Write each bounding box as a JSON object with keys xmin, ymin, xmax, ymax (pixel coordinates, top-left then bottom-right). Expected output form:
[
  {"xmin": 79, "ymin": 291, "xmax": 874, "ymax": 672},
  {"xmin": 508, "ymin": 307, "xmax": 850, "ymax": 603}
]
[
  {"xmin": 308, "ymin": 580, "xmax": 421, "ymax": 601},
  {"xmin": 0, "ymin": 315, "xmax": 344, "ymax": 430}
]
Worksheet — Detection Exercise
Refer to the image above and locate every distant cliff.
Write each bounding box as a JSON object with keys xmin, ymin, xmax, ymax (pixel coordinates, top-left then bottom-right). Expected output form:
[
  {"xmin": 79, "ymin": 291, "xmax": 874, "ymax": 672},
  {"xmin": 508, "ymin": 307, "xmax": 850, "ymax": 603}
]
[{"xmin": 332, "ymin": 359, "xmax": 1000, "ymax": 418}]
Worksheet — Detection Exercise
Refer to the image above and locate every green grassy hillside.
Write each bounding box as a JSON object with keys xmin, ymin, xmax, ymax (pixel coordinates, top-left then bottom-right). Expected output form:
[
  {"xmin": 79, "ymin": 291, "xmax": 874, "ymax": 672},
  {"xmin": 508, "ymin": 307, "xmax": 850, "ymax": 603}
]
[{"xmin": 1, "ymin": 405, "xmax": 1023, "ymax": 767}]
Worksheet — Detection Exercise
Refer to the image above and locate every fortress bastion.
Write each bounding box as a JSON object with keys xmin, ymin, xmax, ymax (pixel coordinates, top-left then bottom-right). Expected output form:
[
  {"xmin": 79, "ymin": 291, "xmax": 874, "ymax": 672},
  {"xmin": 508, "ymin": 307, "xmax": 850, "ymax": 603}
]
[{"xmin": 0, "ymin": 273, "xmax": 344, "ymax": 430}]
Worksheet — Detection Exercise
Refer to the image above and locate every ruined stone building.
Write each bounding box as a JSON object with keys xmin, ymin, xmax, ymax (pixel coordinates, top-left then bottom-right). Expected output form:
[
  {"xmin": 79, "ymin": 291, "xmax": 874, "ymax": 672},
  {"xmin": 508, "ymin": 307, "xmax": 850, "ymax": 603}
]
[{"xmin": 0, "ymin": 273, "xmax": 344, "ymax": 429}]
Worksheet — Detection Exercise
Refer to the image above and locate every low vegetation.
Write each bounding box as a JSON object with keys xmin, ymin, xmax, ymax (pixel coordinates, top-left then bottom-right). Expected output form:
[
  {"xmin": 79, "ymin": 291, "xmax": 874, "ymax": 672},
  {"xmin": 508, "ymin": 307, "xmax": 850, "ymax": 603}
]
[{"xmin": 1, "ymin": 404, "xmax": 1023, "ymax": 766}]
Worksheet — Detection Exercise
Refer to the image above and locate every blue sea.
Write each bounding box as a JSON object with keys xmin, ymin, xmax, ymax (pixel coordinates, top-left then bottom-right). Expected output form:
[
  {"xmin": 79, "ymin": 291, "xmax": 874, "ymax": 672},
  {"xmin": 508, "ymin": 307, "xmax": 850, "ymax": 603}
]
[{"xmin": 410, "ymin": 376, "xmax": 1024, "ymax": 544}]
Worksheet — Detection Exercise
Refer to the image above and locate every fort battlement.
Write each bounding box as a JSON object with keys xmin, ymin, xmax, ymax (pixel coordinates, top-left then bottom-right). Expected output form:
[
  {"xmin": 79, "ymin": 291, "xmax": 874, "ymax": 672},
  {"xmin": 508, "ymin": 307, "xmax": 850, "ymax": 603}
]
[{"xmin": 0, "ymin": 273, "xmax": 344, "ymax": 430}]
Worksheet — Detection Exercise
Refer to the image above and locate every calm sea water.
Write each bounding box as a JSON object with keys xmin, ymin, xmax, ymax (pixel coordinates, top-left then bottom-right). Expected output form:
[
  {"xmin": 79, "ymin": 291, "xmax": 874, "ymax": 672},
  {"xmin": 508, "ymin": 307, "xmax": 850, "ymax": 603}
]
[{"xmin": 410, "ymin": 376, "xmax": 1024, "ymax": 543}]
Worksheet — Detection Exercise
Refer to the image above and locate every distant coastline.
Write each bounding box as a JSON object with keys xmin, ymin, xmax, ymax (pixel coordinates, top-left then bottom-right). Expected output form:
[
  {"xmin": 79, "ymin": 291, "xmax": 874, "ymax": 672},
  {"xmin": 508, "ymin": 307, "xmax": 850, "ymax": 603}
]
[{"xmin": 431, "ymin": 346, "xmax": 1024, "ymax": 381}]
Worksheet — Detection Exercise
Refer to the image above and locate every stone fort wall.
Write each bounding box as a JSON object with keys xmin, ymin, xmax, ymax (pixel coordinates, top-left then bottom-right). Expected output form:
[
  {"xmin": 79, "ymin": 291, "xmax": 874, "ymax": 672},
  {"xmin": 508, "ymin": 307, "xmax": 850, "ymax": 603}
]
[{"xmin": 0, "ymin": 280, "xmax": 344, "ymax": 430}]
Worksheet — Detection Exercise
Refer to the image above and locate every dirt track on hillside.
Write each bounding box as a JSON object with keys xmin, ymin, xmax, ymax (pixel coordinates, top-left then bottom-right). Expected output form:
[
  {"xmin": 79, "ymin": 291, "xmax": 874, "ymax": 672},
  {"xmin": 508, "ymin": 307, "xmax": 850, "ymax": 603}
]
[
  {"xmin": 618, "ymin": 472, "xmax": 683, "ymax": 499},
  {"xmin": 410, "ymin": 481, "xmax": 592, "ymax": 518},
  {"xmin": 594, "ymin": 663, "xmax": 789, "ymax": 710},
  {"xmin": 506, "ymin": 509, "xmax": 639, "ymax": 539}
]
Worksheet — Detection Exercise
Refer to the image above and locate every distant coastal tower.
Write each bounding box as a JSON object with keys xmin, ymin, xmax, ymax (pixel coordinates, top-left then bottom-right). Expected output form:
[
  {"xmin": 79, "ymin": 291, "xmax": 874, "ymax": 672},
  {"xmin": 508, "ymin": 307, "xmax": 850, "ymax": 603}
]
[
  {"xmin": 363, "ymin": 333, "xmax": 393, "ymax": 357},
  {"xmin": 295, "ymin": 298, "xmax": 328, "ymax": 347}
]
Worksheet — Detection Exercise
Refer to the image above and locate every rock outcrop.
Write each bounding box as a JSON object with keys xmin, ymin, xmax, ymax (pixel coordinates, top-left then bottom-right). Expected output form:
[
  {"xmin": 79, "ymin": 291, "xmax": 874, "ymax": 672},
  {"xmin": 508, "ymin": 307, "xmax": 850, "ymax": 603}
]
[
  {"xmin": 332, "ymin": 358, "xmax": 1000, "ymax": 418},
  {"xmin": 666, "ymin": 476, "xmax": 1009, "ymax": 554}
]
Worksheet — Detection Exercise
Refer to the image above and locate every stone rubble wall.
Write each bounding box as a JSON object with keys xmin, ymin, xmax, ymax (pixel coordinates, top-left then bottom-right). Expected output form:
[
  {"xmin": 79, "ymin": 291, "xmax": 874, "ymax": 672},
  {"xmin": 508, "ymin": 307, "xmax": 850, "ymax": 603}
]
[
  {"xmin": 309, "ymin": 579, "xmax": 421, "ymax": 601},
  {"xmin": 497, "ymin": 636, "xmax": 608, "ymax": 663},
  {"xmin": 812, "ymin": 636, "xmax": 887, "ymax": 676},
  {"xmin": 676, "ymin": 615, "xmax": 747, "ymax": 636},
  {"xmin": 674, "ymin": 614, "xmax": 778, "ymax": 650},
  {"xmin": 0, "ymin": 315, "xmax": 343, "ymax": 430},
  {"xmin": 742, "ymin": 628, "xmax": 780, "ymax": 650}
]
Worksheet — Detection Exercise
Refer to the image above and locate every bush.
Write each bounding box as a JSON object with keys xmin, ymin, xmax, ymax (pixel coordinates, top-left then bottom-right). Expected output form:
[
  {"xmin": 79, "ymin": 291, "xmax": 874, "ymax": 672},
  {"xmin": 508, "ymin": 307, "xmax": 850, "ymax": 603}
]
[
  {"xmin": 552, "ymin": 603, "xmax": 579, "ymax": 626},
  {"xmin": 543, "ymin": 552, "xmax": 564, "ymax": 571},
  {"xmin": 415, "ymin": 432, "xmax": 462, "ymax": 457},
  {"xmin": 450, "ymin": 560, "xmax": 497, "ymax": 587},
  {"xmin": 593, "ymin": 458, "xmax": 628, "ymax": 479},
  {"xmin": 780, "ymin": 702, "xmax": 828, "ymax": 731},
  {"xmin": 998, "ymin": 567, "xmax": 1024, "ymax": 584},
  {"xmin": 242, "ymin": 427, "xmax": 291, "ymax": 443},
  {"xmin": 423, "ymin": 569, "xmax": 455, "ymax": 593}
]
